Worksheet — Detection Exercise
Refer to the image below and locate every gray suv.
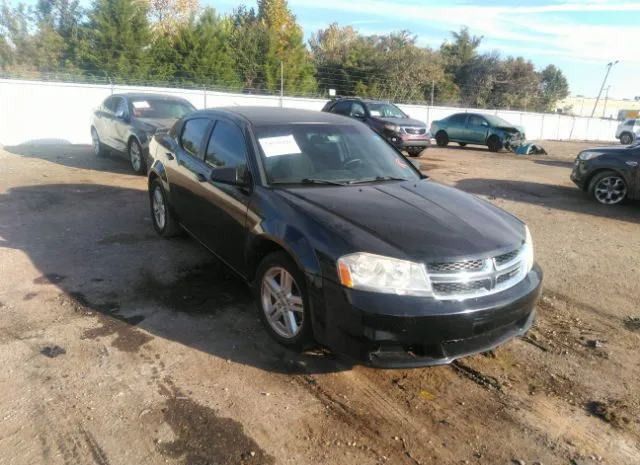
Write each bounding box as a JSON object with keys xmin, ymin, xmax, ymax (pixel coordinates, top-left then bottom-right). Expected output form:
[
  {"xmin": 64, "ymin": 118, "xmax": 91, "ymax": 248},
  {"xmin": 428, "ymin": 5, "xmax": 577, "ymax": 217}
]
[
  {"xmin": 91, "ymin": 93, "xmax": 196, "ymax": 174},
  {"xmin": 615, "ymin": 119, "xmax": 639, "ymax": 145}
]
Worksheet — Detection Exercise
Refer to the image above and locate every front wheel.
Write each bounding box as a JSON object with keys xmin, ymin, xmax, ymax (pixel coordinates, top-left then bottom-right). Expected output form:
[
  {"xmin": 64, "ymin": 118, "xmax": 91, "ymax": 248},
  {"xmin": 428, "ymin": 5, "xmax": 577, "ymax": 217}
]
[
  {"xmin": 149, "ymin": 178, "xmax": 182, "ymax": 237},
  {"xmin": 91, "ymin": 127, "xmax": 106, "ymax": 156},
  {"xmin": 487, "ymin": 136, "xmax": 503, "ymax": 152},
  {"xmin": 129, "ymin": 139, "xmax": 146, "ymax": 175},
  {"xmin": 588, "ymin": 171, "xmax": 628, "ymax": 205},
  {"xmin": 435, "ymin": 131, "xmax": 449, "ymax": 147},
  {"xmin": 254, "ymin": 252, "xmax": 313, "ymax": 350},
  {"xmin": 620, "ymin": 132, "xmax": 633, "ymax": 145},
  {"xmin": 406, "ymin": 147, "xmax": 423, "ymax": 157},
  {"xmin": 458, "ymin": 142, "xmax": 467, "ymax": 147}
]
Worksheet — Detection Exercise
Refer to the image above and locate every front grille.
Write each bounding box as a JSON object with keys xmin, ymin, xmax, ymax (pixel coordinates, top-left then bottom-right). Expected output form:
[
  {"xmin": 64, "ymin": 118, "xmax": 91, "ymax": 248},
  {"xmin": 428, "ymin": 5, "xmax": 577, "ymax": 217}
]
[
  {"xmin": 403, "ymin": 127, "xmax": 427, "ymax": 135},
  {"xmin": 497, "ymin": 266, "xmax": 520, "ymax": 284},
  {"xmin": 494, "ymin": 249, "xmax": 519, "ymax": 267},
  {"xmin": 433, "ymin": 279, "xmax": 491, "ymax": 296},
  {"xmin": 428, "ymin": 259, "xmax": 485, "ymax": 273}
]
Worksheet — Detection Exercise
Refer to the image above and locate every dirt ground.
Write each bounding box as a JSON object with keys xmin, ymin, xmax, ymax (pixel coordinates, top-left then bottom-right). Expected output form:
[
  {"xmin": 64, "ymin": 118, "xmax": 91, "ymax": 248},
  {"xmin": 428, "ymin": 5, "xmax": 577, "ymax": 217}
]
[{"xmin": 0, "ymin": 140, "xmax": 638, "ymax": 465}]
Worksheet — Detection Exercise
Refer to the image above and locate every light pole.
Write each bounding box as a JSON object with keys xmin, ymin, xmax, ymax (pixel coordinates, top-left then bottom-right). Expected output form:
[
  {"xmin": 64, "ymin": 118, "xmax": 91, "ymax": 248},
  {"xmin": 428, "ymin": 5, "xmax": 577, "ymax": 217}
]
[
  {"xmin": 591, "ymin": 61, "xmax": 618, "ymax": 118},
  {"xmin": 602, "ymin": 85, "xmax": 611, "ymax": 118}
]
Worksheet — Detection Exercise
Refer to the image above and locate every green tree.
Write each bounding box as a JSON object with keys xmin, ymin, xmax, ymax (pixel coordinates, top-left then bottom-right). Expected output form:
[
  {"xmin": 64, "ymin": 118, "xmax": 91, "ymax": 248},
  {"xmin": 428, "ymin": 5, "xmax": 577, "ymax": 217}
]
[
  {"xmin": 538, "ymin": 64, "xmax": 569, "ymax": 112},
  {"xmin": 83, "ymin": 0, "xmax": 151, "ymax": 80},
  {"xmin": 229, "ymin": 6, "xmax": 267, "ymax": 90}
]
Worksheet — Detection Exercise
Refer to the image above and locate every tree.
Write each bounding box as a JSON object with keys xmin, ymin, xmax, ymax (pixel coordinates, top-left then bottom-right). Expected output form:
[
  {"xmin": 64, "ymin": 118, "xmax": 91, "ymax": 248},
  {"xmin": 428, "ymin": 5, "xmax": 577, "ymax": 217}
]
[
  {"xmin": 145, "ymin": 0, "xmax": 198, "ymax": 37},
  {"xmin": 538, "ymin": 64, "xmax": 569, "ymax": 112},
  {"xmin": 83, "ymin": 0, "xmax": 151, "ymax": 80},
  {"xmin": 229, "ymin": 6, "xmax": 267, "ymax": 90}
]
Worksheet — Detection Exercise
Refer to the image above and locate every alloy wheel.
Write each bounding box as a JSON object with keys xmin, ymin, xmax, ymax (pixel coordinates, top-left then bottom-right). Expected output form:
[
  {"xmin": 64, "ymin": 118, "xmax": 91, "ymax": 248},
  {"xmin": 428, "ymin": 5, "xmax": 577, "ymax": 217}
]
[
  {"xmin": 130, "ymin": 141, "xmax": 142, "ymax": 172},
  {"xmin": 261, "ymin": 267, "xmax": 304, "ymax": 339},
  {"xmin": 620, "ymin": 133, "xmax": 632, "ymax": 145},
  {"xmin": 152, "ymin": 186, "xmax": 166, "ymax": 230},
  {"xmin": 594, "ymin": 176, "xmax": 627, "ymax": 205},
  {"xmin": 91, "ymin": 129, "xmax": 100, "ymax": 155}
]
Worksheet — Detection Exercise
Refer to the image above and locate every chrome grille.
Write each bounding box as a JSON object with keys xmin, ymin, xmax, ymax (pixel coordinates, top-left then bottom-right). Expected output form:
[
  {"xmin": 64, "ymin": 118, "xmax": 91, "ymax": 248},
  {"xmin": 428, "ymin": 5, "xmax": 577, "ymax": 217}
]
[
  {"xmin": 494, "ymin": 249, "xmax": 519, "ymax": 267},
  {"xmin": 433, "ymin": 280, "xmax": 491, "ymax": 295},
  {"xmin": 403, "ymin": 127, "xmax": 427, "ymax": 135},
  {"xmin": 428, "ymin": 259, "xmax": 485, "ymax": 273},
  {"xmin": 428, "ymin": 248, "xmax": 526, "ymax": 300}
]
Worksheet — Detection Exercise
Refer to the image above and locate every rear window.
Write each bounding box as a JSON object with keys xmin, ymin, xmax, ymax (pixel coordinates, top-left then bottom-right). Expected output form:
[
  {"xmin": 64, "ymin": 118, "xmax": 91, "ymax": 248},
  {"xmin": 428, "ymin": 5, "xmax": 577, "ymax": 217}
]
[
  {"xmin": 130, "ymin": 98, "xmax": 195, "ymax": 119},
  {"xmin": 446, "ymin": 114, "xmax": 467, "ymax": 124}
]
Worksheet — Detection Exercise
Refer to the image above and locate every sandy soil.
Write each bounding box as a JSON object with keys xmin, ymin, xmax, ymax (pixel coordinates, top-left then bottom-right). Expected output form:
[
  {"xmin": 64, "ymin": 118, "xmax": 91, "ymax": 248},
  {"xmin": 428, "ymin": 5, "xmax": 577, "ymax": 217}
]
[{"xmin": 0, "ymin": 140, "xmax": 638, "ymax": 465}]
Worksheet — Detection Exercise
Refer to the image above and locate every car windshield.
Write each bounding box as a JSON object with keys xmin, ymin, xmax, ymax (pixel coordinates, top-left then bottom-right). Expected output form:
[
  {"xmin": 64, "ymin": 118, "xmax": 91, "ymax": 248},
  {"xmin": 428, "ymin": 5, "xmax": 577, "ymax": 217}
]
[
  {"xmin": 484, "ymin": 114, "xmax": 515, "ymax": 127},
  {"xmin": 131, "ymin": 99, "xmax": 195, "ymax": 119},
  {"xmin": 366, "ymin": 103, "xmax": 406, "ymax": 118},
  {"xmin": 255, "ymin": 123, "xmax": 421, "ymax": 185}
]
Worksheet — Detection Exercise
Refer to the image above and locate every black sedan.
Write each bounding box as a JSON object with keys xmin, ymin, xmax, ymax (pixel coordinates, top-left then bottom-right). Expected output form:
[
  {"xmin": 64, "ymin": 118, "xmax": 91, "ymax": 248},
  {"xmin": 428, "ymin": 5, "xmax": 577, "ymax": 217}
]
[
  {"xmin": 147, "ymin": 107, "xmax": 542, "ymax": 368},
  {"xmin": 91, "ymin": 93, "xmax": 196, "ymax": 174},
  {"xmin": 571, "ymin": 141, "xmax": 640, "ymax": 205}
]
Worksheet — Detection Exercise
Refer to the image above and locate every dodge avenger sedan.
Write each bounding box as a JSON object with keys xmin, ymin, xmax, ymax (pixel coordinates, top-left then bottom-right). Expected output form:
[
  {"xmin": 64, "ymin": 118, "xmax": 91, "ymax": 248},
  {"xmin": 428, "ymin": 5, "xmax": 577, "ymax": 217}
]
[{"xmin": 147, "ymin": 107, "xmax": 542, "ymax": 367}]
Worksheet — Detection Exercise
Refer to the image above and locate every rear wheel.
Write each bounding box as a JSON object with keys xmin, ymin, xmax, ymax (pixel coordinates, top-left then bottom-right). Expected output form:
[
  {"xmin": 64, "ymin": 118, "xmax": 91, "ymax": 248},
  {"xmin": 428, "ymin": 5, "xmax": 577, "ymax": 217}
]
[
  {"xmin": 254, "ymin": 252, "xmax": 313, "ymax": 350},
  {"xmin": 435, "ymin": 131, "xmax": 449, "ymax": 147},
  {"xmin": 91, "ymin": 127, "xmax": 106, "ymax": 156},
  {"xmin": 620, "ymin": 132, "xmax": 633, "ymax": 145},
  {"xmin": 129, "ymin": 138, "xmax": 146, "ymax": 175},
  {"xmin": 458, "ymin": 142, "xmax": 467, "ymax": 147},
  {"xmin": 149, "ymin": 178, "xmax": 182, "ymax": 237},
  {"xmin": 588, "ymin": 171, "xmax": 627, "ymax": 205},
  {"xmin": 487, "ymin": 136, "xmax": 502, "ymax": 152}
]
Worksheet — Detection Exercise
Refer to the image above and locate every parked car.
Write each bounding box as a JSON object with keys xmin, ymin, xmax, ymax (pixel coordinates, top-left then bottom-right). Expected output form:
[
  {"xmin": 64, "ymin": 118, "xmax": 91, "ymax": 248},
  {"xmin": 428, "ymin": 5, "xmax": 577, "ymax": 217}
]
[
  {"xmin": 570, "ymin": 140, "xmax": 640, "ymax": 205},
  {"xmin": 91, "ymin": 93, "xmax": 196, "ymax": 174},
  {"xmin": 147, "ymin": 107, "xmax": 542, "ymax": 368},
  {"xmin": 615, "ymin": 118, "xmax": 639, "ymax": 145},
  {"xmin": 321, "ymin": 97, "xmax": 430, "ymax": 156},
  {"xmin": 430, "ymin": 113, "xmax": 525, "ymax": 152}
]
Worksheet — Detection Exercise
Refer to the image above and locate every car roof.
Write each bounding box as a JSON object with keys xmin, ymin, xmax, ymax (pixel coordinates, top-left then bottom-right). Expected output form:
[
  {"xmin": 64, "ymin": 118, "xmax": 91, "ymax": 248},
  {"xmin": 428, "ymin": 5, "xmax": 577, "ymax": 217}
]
[
  {"xmin": 111, "ymin": 93, "xmax": 191, "ymax": 102},
  {"xmin": 189, "ymin": 106, "xmax": 353, "ymax": 126}
]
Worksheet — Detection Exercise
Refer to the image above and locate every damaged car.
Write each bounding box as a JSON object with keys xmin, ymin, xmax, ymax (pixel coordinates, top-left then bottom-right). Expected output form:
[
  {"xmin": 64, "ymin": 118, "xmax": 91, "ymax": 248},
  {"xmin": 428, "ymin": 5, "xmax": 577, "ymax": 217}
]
[
  {"xmin": 148, "ymin": 107, "xmax": 542, "ymax": 368},
  {"xmin": 430, "ymin": 113, "xmax": 525, "ymax": 152}
]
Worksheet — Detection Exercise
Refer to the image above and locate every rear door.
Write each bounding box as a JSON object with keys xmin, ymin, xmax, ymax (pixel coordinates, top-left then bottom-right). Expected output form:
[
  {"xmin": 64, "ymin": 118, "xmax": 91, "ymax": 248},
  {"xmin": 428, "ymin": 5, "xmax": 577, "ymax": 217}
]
[
  {"xmin": 446, "ymin": 114, "xmax": 468, "ymax": 141},
  {"xmin": 95, "ymin": 96, "xmax": 118, "ymax": 148},
  {"xmin": 165, "ymin": 117, "xmax": 214, "ymax": 233},
  {"xmin": 198, "ymin": 119, "xmax": 252, "ymax": 274},
  {"xmin": 465, "ymin": 114, "xmax": 490, "ymax": 144}
]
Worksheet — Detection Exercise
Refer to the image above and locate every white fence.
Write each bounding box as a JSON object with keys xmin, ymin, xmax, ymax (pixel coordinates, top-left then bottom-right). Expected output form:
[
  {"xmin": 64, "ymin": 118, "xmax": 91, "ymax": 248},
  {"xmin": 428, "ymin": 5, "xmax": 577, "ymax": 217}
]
[{"xmin": 0, "ymin": 78, "xmax": 620, "ymax": 146}]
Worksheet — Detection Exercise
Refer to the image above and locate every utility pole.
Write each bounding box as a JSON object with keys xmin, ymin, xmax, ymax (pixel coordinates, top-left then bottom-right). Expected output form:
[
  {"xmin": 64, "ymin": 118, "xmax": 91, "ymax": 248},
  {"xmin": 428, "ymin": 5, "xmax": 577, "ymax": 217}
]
[
  {"xmin": 602, "ymin": 85, "xmax": 611, "ymax": 118},
  {"xmin": 430, "ymin": 80, "xmax": 435, "ymax": 106},
  {"xmin": 280, "ymin": 61, "xmax": 284, "ymax": 108},
  {"xmin": 591, "ymin": 61, "xmax": 618, "ymax": 118}
]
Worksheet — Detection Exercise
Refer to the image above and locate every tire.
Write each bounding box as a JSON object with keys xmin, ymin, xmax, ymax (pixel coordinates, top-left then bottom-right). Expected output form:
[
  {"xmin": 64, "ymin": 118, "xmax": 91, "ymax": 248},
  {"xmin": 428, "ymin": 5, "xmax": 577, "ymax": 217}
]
[
  {"xmin": 620, "ymin": 132, "xmax": 633, "ymax": 145},
  {"xmin": 129, "ymin": 138, "xmax": 146, "ymax": 175},
  {"xmin": 407, "ymin": 147, "xmax": 423, "ymax": 157},
  {"xmin": 588, "ymin": 170, "xmax": 628, "ymax": 205},
  {"xmin": 458, "ymin": 142, "xmax": 467, "ymax": 147},
  {"xmin": 435, "ymin": 131, "xmax": 449, "ymax": 147},
  {"xmin": 91, "ymin": 127, "xmax": 106, "ymax": 157},
  {"xmin": 149, "ymin": 178, "xmax": 182, "ymax": 237},
  {"xmin": 487, "ymin": 136, "xmax": 503, "ymax": 152},
  {"xmin": 254, "ymin": 251, "xmax": 313, "ymax": 350}
]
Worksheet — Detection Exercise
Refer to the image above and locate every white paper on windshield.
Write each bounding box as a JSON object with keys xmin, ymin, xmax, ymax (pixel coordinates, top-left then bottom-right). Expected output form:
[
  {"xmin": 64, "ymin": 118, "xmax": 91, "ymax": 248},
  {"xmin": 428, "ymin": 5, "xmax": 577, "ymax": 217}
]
[
  {"xmin": 132, "ymin": 101, "xmax": 151, "ymax": 109},
  {"xmin": 258, "ymin": 135, "xmax": 301, "ymax": 157},
  {"xmin": 369, "ymin": 110, "xmax": 381, "ymax": 116}
]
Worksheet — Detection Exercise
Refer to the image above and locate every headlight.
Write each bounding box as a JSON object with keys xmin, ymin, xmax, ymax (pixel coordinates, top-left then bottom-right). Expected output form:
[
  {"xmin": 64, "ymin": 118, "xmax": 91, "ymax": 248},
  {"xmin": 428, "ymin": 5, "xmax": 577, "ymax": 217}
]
[
  {"xmin": 384, "ymin": 123, "xmax": 399, "ymax": 132},
  {"xmin": 523, "ymin": 226, "xmax": 534, "ymax": 273},
  {"xmin": 337, "ymin": 252, "xmax": 433, "ymax": 296},
  {"xmin": 578, "ymin": 151, "xmax": 602, "ymax": 161}
]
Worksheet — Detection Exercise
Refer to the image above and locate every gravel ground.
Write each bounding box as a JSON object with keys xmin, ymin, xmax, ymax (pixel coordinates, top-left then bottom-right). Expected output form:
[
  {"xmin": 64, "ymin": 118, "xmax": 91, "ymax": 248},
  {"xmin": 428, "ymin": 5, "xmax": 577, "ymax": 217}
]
[{"xmin": 0, "ymin": 140, "xmax": 638, "ymax": 465}]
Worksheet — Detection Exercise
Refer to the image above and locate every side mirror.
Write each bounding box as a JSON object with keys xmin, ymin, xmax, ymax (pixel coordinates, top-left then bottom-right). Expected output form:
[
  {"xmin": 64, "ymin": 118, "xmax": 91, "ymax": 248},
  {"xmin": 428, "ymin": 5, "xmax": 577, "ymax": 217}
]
[
  {"xmin": 159, "ymin": 134, "xmax": 175, "ymax": 150},
  {"xmin": 352, "ymin": 112, "xmax": 366, "ymax": 120},
  {"xmin": 210, "ymin": 165, "xmax": 249, "ymax": 186},
  {"xmin": 115, "ymin": 108, "xmax": 127, "ymax": 120}
]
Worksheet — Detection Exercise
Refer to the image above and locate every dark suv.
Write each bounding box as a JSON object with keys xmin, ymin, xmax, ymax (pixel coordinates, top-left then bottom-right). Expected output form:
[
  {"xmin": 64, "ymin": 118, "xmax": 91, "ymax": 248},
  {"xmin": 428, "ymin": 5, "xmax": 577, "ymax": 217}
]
[{"xmin": 321, "ymin": 98, "xmax": 430, "ymax": 156}]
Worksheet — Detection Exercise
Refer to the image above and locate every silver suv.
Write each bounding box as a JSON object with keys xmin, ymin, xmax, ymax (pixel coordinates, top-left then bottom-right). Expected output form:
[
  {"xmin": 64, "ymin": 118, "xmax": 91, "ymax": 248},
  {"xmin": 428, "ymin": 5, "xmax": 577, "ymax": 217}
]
[{"xmin": 615, "ymin": 119, "xmax": 639, "ymax": 145}]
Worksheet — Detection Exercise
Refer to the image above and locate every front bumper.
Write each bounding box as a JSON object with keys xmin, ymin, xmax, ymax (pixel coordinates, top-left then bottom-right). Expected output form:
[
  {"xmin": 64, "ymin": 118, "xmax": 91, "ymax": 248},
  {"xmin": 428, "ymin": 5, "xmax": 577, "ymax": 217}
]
[
  {"xmin": 387, "ymin": 133, "xmax": 432, "ymax": 150},
  {"xmin": 570, "ymin": 159, "xmax": 588, "ymax": 189},
  {"xmin": 316, "ymin": 264, "xmax": 543, "ymax": 368}
]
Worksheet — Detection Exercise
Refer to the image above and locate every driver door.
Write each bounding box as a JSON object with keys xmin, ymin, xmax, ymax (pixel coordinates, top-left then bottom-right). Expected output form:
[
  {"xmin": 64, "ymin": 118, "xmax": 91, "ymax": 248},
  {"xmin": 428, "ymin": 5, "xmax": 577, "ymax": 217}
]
[{"xmin": 112, "ymin": 98, "xmax": 130, "ymax": 153}]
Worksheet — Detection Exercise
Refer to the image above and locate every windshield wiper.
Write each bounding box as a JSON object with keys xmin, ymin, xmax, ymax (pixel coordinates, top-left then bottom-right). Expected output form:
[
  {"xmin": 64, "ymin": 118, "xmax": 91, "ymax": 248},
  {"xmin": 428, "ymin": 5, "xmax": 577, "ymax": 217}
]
[
  {"xmin": 348, "ymin": 176, "xmax": 409, "ymax": 184},
  {"xmin": 300, "ymin": 178, "xmax": 347, "ymax": 186}
]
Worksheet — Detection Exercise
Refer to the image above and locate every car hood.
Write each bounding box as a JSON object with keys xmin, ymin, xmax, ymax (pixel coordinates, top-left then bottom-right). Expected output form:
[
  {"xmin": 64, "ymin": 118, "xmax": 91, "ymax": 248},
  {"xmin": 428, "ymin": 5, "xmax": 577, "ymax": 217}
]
[
  {"xmin": 497, "ymin": 125, "xmax": 526, "ymax": 134},
  {"xmin": 375, "ymin": 117, "xmax": 427, "ymax": 128},
  {"xmin": 136, "ymin": 117, "xmax": 178, "ymax": 132},
  {"xmin": 277, "ymin": 180, "xmax": 524, "ymax": 262},
  {"xmin": 583, "ymin": 144, "xmax": 637, "ymax": 154}
]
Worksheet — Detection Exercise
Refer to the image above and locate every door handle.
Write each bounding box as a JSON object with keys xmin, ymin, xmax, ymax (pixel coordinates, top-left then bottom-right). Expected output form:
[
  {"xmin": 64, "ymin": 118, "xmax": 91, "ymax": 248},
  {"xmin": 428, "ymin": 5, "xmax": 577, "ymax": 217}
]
[
  {"xmin": 625, "ymin": 161, "xmax": 638, "ymax": 167},
  {"xmin": 196, "ymin": 173, "xmax": 207, "ymax": 182},
  {"xmin": 166, "ymin": 153, "xmax": 174, "ymax": 160}
]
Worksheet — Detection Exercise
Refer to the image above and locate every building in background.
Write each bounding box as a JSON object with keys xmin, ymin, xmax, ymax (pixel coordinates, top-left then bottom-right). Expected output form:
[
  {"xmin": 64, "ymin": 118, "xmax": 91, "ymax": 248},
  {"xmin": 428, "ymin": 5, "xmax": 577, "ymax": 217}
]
[{"xmin": 558, "ymin": 95, "xmax": 640, "ymax": 119}]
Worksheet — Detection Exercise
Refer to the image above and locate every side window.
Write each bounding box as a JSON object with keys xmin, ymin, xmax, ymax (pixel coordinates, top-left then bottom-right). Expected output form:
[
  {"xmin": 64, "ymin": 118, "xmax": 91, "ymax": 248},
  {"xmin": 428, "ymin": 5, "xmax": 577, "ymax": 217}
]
[
  {"xmin": 468, "ymin": 115, "xmax": 486, "ymax": 126},
  {"xmin": 115, "ymin": 98, "xmax": 128, "ymax": 116},
  {"xmin": 350, "ymin": 102, "xmax": 366, "ymax": 118},
  {"xmin": 205, "ymin": 120, "xmax": 248, "ymax": 171},
  {"xmin": 448, "ymin": 114, "xmax": 468, "ymax": 125},
  {"xmin": 331, "ymin": 100, "xmax": 351, "ymax": 116},
  {"xmin": 180, "ymin": 118, "xmax": 210, "ymax": 159},
  {"xmin": 103, "ymin": 97, "xmax": 118, "ymax": 112}
]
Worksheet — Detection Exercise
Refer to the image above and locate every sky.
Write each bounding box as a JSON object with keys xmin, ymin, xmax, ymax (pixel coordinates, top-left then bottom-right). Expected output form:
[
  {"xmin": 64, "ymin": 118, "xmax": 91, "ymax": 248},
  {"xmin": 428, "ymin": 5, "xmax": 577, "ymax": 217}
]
[{"xmin": 209, "ymin": 0, "xmax": 640, "ymax": 100}]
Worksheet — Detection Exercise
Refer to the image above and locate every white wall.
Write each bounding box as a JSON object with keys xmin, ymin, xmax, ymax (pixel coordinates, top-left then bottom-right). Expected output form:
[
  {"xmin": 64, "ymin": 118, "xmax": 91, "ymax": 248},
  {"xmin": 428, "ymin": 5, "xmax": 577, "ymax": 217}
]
[{"xmin": 0, "ymin": 78, "xmax": 620, "ymax": 146}]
